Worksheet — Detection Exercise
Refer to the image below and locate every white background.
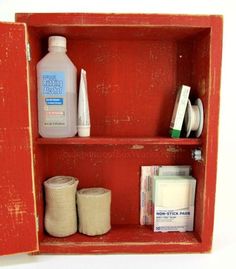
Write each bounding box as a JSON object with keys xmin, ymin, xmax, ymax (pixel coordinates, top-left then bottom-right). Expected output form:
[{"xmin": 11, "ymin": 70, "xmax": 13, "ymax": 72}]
[{"xmin": 0, "ymin": 0, "xmax": 236, "ymax": 268}]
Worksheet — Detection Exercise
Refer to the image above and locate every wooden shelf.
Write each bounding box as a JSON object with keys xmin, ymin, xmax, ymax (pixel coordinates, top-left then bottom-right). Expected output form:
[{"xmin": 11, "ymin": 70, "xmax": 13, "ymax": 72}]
[
  {"xmin": 35, "ymin": 137, "xmax": 202, "ymax": 146},
  {"xmin": 39, "ymin": 225, "xmax": 201, "ymax": 254}
]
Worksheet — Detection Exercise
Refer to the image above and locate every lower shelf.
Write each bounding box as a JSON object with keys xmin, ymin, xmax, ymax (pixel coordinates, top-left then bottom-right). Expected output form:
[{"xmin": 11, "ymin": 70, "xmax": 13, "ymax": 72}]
[{"xmin": 39, "ymin": 225, "xmax": 205, "ymax": 254}]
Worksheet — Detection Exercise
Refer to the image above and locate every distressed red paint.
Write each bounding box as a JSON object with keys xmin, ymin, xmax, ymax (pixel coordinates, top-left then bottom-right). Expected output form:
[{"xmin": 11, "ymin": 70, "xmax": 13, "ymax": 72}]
[
  {"xmin": 0, "ymin": 13, "xmax": 222, "ymax": 255},
  {"xmin": 0, "ymin": 22, "xmax": 38, "ymax": 255}
]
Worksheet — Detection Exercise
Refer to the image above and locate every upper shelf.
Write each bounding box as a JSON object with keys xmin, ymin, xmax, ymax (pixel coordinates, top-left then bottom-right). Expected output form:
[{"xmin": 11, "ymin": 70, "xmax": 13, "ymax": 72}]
[{"xmin": 35, "ymin": 137, "xmax": 201, "ymax": 146}]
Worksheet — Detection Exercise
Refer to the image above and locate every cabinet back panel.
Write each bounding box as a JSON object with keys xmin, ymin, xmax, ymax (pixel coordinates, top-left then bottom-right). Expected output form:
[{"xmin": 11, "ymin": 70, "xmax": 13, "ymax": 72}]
[
  {"xmin": 69, "ymin": 39, "xmax": 176, "ymax": 136},
  {"xmin": 28, "ymin": 26, "xmax": 210, "ymax": 138},
  {"xmin": 39, "ymin": 145, "xmax": 195, "ymax": 225}
]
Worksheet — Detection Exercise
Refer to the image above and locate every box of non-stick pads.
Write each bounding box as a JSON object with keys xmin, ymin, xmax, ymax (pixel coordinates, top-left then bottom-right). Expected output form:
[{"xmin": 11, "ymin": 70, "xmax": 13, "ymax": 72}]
[
  {"xmin": 152, "ymin": 176, "xmax": 196, "ymax": 232},
  {"xmin": 158, "ymin": 165, "xmax": 191, "ymax": 176}
]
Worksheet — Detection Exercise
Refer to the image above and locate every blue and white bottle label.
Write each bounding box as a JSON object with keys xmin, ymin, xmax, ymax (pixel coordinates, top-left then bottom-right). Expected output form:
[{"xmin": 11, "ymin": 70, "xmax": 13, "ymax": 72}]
[
  {"xmin": 42, "ymin": 72, "xmax": 65, "ymax": 96},
  {"xmin": 40, "ymin": 72, "xmax": 66, "ymax": 127}
]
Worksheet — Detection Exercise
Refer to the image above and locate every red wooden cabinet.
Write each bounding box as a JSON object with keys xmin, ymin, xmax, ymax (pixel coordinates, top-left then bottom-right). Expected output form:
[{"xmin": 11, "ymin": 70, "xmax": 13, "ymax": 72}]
[{"xmin": 0, "ymin": 13, "xmax": 222, "ymax": 255}]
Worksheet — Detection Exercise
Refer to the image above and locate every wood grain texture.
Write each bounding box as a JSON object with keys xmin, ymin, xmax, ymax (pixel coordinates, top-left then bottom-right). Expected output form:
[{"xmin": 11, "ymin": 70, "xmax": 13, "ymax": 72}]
[{"xmin": 0, "ymin": 22, "xmax": 38, "ymax": 255}]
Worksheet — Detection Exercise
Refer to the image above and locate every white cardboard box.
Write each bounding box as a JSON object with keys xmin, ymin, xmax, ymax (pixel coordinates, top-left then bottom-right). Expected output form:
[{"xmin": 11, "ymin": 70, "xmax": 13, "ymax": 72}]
[
  {"xmin": 170, "ymin": 85, "xmax": 190, "ymax": 138},
  {"xmin": 152, "ymin": 176, "xmax": 196, "ymax": 232}
]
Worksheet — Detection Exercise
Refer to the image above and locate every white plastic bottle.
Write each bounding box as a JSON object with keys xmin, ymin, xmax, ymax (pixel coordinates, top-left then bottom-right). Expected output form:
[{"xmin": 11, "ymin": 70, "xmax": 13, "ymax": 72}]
[{"xmin": 37, "ymin": 36, "xmax": 77, "ymax": 138}]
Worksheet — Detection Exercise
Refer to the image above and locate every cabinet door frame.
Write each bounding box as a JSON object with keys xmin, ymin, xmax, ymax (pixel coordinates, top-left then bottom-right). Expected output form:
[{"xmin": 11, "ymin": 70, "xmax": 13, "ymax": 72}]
[{"xmin": 0, "ymin": 22, "xmax": 38, "ymax": 255}]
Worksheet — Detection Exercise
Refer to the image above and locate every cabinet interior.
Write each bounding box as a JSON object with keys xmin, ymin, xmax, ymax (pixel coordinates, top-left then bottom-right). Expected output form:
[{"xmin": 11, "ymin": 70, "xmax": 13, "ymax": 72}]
[{"xmin": 26, "ymin": 24, "xmax": 210, "ymax": 252}]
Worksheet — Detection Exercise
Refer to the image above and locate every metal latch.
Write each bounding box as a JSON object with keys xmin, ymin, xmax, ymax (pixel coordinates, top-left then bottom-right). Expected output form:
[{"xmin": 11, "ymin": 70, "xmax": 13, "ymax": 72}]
[{"xmin": 192, "ymin": 148, "xmax": 202, "ymax": 161}]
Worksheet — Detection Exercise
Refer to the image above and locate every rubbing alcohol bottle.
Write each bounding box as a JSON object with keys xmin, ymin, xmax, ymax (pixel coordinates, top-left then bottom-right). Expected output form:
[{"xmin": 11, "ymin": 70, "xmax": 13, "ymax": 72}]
[{"xmin": 37, "ymin": 36, "xmax": 77, "ymax": 137}]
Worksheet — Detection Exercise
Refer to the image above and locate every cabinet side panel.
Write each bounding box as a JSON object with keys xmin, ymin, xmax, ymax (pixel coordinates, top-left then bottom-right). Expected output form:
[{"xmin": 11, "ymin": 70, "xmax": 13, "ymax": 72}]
[
  {"xmin": 191, "ymin": 31, "xmax": 211, "ymax": 240},
  {"xmin": 191, "ymin": 18, "xmax": 222, "ymax": 247},
  {"xmin": 202, "ymin": 17, "xmax": 223, "ymax": 248},
  {"xmin": 0, "ymin": 23, "xmax": 38, "ymax": 255}
]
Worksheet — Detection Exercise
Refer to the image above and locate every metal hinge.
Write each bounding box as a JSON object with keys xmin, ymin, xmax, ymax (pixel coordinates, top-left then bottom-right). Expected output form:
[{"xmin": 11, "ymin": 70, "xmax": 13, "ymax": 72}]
[{"xmin": 26, "ymin": 42, "xmax": 31, "ymax": 61}]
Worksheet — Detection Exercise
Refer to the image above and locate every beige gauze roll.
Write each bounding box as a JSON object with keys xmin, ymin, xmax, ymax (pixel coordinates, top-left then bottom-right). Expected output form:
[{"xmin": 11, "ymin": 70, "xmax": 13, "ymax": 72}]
[
  {"xmin": 77, "ymin": 188, "xmax": 111, "ymax": 236},
  {"xmin": 44, "ymin": 176, "xmax": 79, "ymax": 237}
]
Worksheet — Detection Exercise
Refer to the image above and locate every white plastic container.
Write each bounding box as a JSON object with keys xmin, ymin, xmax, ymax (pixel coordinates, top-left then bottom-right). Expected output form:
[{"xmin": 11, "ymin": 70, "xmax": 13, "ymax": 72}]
[
  {"xmin": 78, "ymin": 69, "xmax": 91, "ymax": 137},
  {"xmin": 37, "ymin": 36, "xmax": 77, "ymax": 138}
]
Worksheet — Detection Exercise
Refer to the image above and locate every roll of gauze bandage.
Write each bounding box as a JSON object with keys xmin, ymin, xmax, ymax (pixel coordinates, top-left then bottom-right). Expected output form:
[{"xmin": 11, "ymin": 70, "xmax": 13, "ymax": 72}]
[
  {"xmin": 44, "ymin": 176, "xmax": 79, "ymax": 237},
  {"xmin": 77, "ymin": 188, "xmax": 111, "ymax": 236}
]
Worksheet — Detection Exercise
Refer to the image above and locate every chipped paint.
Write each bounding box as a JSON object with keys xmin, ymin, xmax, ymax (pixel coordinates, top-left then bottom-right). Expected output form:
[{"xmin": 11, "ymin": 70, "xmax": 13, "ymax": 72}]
[
  {"xmin": 7, "ymin": 198, "xmax": 27, "ymax": 225},
  {"xmin": 105, "ymin": 115, "xmax": 131, "ymax": 125},
  {"xmin": 1, "ymin": 97, "xmax": 5, "ymax": 105},
  {"xmin": 198, "ymin": 78, "xmax": 206, "ymax": 97},
  {"xmin": 166, "ymin": 146, "xmax": 182, "ymax": 153},
  {"xmin": 96, "ymin": 83, "xmax": 120, "ymax": 96},
  {"xmin": 130, "ymin": 144, "xmax": 144, "ymax": 150}
]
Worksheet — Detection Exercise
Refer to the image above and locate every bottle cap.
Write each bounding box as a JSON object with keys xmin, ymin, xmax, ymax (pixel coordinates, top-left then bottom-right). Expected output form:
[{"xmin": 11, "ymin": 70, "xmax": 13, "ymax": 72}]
[
  {"xmin": 78, "ymin": 126, "xmax": 91, "ymax": 137},
  {"xmin": 49, "ymin": 36, "xmax": 66, "ymax": 48}
]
